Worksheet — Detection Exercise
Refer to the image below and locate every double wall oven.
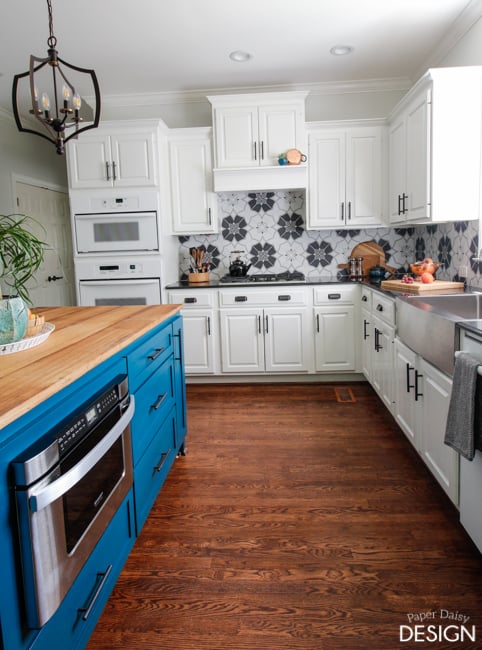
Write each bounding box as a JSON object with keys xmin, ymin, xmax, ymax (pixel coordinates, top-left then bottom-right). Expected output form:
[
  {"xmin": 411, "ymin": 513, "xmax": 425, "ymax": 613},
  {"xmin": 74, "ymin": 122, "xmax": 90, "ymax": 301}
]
[{"xmin": 71, "ymin": 191, "xmax": 163, "ymax": 305}]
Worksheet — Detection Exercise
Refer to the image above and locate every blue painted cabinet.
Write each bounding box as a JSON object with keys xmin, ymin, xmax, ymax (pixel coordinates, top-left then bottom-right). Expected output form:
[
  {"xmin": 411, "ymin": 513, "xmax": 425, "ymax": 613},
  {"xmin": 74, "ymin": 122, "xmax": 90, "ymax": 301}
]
[{"xmin": 0, "ymin": 313, "xmax": 187, "ymax": 650}]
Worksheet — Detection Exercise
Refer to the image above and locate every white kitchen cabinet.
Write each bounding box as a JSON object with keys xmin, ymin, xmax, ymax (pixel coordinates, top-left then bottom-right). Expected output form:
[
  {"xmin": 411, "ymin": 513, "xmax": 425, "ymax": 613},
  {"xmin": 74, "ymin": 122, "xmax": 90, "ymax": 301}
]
[
  {"xmin": 167, "ymin": 290, "xmax": 218, "ymax": 374},
  {"xmin": 168, "ymin": 128, "xmax": 218, "ymax": 235},
  {"xmin": 360, "ymin": 288, "xmax": 396, "ymax": 413},
  {"xmin": 394, "ymin": 337, "xmax": 421, "ymax": 448},
  {"xmin": 419, "ymin": 358, "xmax": 458, "ymax": 504},
  {"xmin": 219, "ymin": 287, "xmax": 313, "ymax": 374},
  {"xmin": 313, "ymin": 285, "xmax": 357, "ymax": 371},
  {"xmin": 388, "ymin": 66, "xmax": 482, "ymax": 224},
  {"xmin": 307, "ymin": 124, "xmax": 385, "ymax": 230},
  {"xmin": 393, "ymin": 338, "xmax": 458, "ymax": 504},
  {"xmin": 208, "ymin": 92, "xmax": 307, "ymax": 169},
  {"xmin": 67, "ymin": 125, "xmax": 158, "ymax": 189}
]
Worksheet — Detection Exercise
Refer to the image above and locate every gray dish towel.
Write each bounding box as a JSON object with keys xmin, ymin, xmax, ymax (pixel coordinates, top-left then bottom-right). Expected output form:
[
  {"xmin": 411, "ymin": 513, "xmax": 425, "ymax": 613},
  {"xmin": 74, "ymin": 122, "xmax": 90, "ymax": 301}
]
[{"xmin": 444, "ymin": 352, "xmax": 480, "ymax": 460}]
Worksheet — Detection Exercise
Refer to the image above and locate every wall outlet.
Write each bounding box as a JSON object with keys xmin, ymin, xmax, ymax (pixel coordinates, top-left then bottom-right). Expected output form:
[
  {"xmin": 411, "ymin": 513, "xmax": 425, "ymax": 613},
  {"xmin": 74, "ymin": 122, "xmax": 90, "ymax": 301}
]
[{"xmin": 459, "ymin": 265, "xmax": 468, "ymax": 278}]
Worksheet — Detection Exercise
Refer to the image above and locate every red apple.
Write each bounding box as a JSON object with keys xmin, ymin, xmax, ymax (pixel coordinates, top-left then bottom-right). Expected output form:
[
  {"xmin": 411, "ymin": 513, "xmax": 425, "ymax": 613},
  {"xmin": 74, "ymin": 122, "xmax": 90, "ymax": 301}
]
[{"xmin": 421, "ymin": 272, "xmax": 434, "ymax": 284}]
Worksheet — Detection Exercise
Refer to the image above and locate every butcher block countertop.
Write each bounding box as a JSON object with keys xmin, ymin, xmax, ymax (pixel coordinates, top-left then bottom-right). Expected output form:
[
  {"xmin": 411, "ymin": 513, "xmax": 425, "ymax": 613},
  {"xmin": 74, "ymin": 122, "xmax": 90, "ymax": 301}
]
[{"xmin": 0, "ymin": 305, "xmax": 182, "ymax": 430}]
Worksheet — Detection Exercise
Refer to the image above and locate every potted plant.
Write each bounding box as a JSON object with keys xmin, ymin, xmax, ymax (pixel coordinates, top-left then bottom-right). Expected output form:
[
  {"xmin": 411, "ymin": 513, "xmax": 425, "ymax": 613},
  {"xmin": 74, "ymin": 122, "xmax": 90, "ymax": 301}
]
[{"xmin": 0, "ymin": 214, "xmax": 46, "ymax": 344}]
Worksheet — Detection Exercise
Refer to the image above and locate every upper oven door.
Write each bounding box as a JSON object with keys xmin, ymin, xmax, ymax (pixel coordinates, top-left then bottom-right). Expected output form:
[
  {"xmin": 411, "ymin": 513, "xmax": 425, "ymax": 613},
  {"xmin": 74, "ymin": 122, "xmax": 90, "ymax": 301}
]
[{"xmin": 74, "ymin": 211, "xmax": 159, "ymax": 254}]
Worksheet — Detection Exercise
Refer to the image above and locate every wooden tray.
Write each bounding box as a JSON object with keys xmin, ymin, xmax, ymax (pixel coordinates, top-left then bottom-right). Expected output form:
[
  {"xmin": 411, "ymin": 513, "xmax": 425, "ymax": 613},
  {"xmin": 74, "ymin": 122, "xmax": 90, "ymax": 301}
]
[{"xmin": 380, "ymin": 279, "xmax": 465, "ymax": 294}]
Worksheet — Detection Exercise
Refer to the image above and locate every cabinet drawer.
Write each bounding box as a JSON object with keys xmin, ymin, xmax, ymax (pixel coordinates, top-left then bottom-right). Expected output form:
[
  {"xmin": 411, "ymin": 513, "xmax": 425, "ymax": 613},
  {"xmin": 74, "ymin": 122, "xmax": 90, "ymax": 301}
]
[
  {"xmin": 33, "ymin": 491, "xmax": 135, "ymax": 650},
  {"xmin": 314, "ymin": 285, "xmax": 357, "ymax": 304},
  {"xmin": 131, "ymin": 357, "xmax": 175, "ymax": 465},
  {"xmin": 360, "ymin": 286, "xmax": 372, "ymax": 309},
  {"xmin": 134, "ymin": 408, "xmax": 177, "ymax": 532},
  {"xmin": 372, "ymin": 292, "xmax": 395, "ymax": 326},
  {"xmin": 128, "ymin": 323, "xmax": 173, "ymax": 392},
  {"xmin": 169, "ymin": 290, "xmax": 217, "ymax": 308},
  {"xmin": 219, "ymin": 288, "xmax": 308, "ymax": 306}
]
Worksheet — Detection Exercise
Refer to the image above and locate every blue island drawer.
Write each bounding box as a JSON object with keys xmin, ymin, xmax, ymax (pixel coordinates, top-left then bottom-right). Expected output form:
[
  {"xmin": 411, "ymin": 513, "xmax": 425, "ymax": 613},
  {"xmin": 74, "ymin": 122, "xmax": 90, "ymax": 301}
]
[
  {"xmin": 133, "ymin": 407, "xmax": 177, "ymax": 532},
  {"xmin": 31, "ymin": 490, "xmax": 135, "ymax": 650},
  {"xmin": 131, "ymin": 356, "xmax": 175, "ymax": 465},
  {"xmin": 128, "ymin": 322, "xmax": 173, "ymax": 392}
]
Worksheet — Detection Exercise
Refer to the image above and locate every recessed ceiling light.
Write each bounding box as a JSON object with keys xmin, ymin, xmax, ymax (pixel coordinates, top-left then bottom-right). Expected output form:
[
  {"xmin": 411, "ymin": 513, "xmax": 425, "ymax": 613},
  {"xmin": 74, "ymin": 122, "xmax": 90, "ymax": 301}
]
[
  {"xmin": 229, "ymin": 50, "xmax": 252, "ymax": 63},
  {"xmin": 330, "ymin": 45, "xmax": 354, "ymax": 56}
]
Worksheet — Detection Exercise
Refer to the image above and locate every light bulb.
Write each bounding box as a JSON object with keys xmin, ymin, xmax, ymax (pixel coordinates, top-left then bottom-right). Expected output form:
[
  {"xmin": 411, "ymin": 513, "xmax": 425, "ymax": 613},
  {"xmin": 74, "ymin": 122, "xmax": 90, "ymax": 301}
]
[
  {"xmin": 73, "ymin": 93, "xmax": 81, "ymax": 110},
  {"xmin": 41, "ymin": 92, "xmax": 50, "ymax": 111}
]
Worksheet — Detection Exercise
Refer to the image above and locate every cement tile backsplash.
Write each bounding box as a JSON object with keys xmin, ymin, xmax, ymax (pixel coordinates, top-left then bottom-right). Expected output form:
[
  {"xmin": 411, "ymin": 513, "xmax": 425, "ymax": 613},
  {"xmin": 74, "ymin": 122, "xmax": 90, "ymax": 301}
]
[{"xmin": 178, "ymin": 191, "xmax": 481, "ymax": 286}]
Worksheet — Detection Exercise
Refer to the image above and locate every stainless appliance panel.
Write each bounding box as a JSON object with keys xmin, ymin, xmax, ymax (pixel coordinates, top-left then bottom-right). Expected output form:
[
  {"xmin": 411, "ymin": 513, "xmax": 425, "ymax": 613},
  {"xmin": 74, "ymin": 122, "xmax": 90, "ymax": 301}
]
[{"xmin": 12, "ymin": 377, "xmax": 135, "ymax": 628}]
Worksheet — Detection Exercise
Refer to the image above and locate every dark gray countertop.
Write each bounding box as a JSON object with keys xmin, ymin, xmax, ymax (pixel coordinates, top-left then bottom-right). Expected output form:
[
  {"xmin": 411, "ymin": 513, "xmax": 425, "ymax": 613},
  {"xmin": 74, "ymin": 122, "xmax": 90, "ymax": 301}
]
[{"xmin": 166, "ymin": 277, "xmax": 379, "ymax": 290}]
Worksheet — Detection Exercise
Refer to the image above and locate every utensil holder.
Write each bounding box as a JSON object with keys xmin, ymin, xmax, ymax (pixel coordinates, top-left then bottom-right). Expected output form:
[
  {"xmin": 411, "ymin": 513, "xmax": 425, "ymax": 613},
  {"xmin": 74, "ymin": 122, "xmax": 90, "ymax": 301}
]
[{"xmin": 188, "ymin": 272, "xmax": 210, "ymax": 284}]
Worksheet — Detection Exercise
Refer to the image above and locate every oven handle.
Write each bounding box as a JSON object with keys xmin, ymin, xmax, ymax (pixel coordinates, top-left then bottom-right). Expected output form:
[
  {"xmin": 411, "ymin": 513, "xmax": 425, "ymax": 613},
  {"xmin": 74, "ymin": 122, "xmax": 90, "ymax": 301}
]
[
  {"xmin": 28, "ymin": 396, "xmax": 135, "ymax": 513},
  {"xmin": 79, "ymin": 280, "xmax": 160, "ymax": 286}
]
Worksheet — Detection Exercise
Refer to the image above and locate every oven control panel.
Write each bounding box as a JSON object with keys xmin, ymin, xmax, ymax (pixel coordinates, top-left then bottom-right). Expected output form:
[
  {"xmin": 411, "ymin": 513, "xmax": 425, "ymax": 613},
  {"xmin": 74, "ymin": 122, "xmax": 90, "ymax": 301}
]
[{"xmin": 57, "ymin": 385, "xmax": 120, "ymax": 456}]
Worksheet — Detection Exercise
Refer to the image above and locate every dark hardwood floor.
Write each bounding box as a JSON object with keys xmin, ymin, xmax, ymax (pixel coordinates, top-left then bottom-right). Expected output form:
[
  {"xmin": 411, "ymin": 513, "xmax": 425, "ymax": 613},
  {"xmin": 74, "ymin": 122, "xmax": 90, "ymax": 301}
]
[{"xmin": 87, "ymin": 383, "xmax": 482, "ymax": 650}]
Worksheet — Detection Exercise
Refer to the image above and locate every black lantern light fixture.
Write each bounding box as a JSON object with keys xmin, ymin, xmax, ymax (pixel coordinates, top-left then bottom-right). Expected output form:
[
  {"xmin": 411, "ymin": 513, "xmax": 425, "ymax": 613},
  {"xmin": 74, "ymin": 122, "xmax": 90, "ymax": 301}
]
[{"xmin": 12, "ymin": 0, "xmax": 101, "ymax": 155}]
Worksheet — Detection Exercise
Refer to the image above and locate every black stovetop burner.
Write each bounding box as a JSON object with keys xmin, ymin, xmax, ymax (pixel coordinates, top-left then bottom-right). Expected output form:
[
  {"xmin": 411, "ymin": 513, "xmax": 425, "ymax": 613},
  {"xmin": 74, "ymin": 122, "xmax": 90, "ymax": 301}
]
[{"xmin": 220, "ymin": 271, "xmax": 305, "ymax": 283}]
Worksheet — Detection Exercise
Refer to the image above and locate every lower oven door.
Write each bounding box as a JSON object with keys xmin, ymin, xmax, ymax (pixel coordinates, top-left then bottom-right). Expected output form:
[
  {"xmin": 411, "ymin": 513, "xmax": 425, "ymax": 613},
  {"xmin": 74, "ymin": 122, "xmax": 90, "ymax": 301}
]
[
  {"xmin": 14, "ymin": 397, "xmax": 135, "ymax": 628},
  {"xmin": 78, "ymin": 278, "xmax": 161, "ymax": 306}
]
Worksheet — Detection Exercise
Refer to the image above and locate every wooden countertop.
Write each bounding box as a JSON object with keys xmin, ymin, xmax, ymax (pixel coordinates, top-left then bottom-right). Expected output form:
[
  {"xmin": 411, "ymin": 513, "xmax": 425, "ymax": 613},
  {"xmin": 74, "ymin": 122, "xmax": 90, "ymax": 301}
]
[{"xmin": 0, "ymin": 305, "xmax": 182, "ymax": 430}]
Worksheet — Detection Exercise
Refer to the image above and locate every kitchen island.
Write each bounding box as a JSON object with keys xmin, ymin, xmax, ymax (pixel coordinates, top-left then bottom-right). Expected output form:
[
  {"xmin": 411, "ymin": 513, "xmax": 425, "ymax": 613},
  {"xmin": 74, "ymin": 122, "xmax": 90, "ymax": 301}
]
[{"xmin": 0, "ymin": 305, "xmax": 186, "ymax": 650}]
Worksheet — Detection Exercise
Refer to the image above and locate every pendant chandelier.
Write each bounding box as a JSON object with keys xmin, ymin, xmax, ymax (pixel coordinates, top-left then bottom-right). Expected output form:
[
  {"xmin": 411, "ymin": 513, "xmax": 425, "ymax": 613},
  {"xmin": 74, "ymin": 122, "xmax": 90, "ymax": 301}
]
[{"xmin": 12, "ymin": 0, "xmax": 101, "ymax": 155}]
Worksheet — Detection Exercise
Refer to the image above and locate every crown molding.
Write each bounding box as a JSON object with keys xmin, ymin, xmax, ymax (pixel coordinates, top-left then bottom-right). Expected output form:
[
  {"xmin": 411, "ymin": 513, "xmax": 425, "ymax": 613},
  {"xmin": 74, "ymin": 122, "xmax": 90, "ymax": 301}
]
[
  {"xmin": 414, "ymin": 0, "xmax": 482, "ymax": 80},
  {"xmin": 91, "ymin": 76, "xmax": 412, "ymax": 110}
]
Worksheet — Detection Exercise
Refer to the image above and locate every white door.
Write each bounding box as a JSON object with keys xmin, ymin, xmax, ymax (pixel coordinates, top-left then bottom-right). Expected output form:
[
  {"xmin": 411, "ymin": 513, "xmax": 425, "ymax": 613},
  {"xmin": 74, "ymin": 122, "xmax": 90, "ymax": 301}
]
[
  {"xmin": 345, "ymin": 128, "xmax": 383, "ymax": 226},
  {"xmin": 406, "ymin": 90, "xmax": 431, "ymax": 221},
  {"xmin": 182, "ymin": 310, "xmax": 216, "ymax": 374},
  {"xmin": 15, "ymin": 181, "xmax": 75, "ymax": 307},
  {"xmin": 388, "ymin": 117, "xmax": 407, "ymax": 223},
  {"xmin": 393, "ymin": 339, "xmax": 419, "ymax": 448},
  {"xmin": 220, "ymin": 308, "xmax": 264, "ymax": 372},
  {"xmin": 214, "ymin": 106, "xmax": 259, "ymax": 168},
  {"xmin": 258, "ymin": 104, "xmax": 302, "ymax": 167},
  {"xmin": 66, "ymin": 134, "xmax": 112, "ymax": 189},
  {"xmin": 111, "ymin": 132, "xmax": 157, "ymax": 187},
  {"xmin": 307, "ymin": 131, "xmax": 345, "ymax": 229},
  {"xmin": 265, "ymin": 307, "xmax": 311, "ymax": 372},
  {"xmin": 315, "ymin": 305, "xmax": 355, "ymax": 372},
  {"xmin": 169, "ymin": 134, "xmax": 217, "ymax": 234},
  {"xmin": 419, "ymin": 359, "xmax": 458, "ymax": 504}
]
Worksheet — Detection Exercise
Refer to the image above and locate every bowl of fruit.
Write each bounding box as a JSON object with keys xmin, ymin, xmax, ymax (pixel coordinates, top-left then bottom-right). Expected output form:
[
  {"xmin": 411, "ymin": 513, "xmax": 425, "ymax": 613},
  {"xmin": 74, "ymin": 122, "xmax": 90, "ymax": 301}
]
[{"xmin": 410, "ymin": 258, "xmax": 440, "ymax": 284}]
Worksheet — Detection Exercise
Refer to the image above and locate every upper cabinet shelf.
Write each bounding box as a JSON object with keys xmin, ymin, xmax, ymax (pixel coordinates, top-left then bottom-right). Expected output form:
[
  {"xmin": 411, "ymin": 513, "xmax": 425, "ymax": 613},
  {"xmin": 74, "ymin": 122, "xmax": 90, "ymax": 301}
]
[
  {"xmin": 388, "ymin": 66, "xmax": 482, "ymax": 225},
  {"xmin": 207, "ymin": 91, "xmax": 308, "ymax": 191}
]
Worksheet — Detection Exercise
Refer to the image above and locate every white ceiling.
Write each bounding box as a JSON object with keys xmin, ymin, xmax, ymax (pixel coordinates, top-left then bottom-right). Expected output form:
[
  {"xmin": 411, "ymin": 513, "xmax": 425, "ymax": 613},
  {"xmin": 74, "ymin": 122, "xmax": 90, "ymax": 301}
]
[{"xmin": 1, "ymin": 0, "xmax": 481, "ymax": 114}]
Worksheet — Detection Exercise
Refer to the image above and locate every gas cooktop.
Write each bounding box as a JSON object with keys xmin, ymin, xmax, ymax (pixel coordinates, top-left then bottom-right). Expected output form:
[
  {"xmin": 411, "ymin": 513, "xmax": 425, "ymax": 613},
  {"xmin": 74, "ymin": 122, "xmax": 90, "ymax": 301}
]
[{"xmin": 220, "ymin": 271, "xmax": 305, "ymax": 284}]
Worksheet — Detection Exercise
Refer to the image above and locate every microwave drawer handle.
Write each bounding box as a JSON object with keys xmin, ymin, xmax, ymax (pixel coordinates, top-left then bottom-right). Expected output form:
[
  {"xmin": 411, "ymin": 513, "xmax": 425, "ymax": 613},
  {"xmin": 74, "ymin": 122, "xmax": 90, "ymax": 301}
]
[
  {"xmin": 29, "ymin": 396, "xmax": 135, "ymax": 513},
  {"xmin": 78, "ymin": 565, "xmax": 113, "ymax": 621}
]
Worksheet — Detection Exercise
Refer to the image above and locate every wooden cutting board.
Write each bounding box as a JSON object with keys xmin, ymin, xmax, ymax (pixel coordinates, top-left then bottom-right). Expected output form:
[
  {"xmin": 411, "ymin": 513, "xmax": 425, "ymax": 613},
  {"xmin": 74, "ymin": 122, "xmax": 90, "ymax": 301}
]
[
  {"xmin": 338, "ymin": 241, "xmax": 396, "ymax": 276},
  {"xmin": 380, "ymin": 279, "xmax": 465, "ymax": 294}
]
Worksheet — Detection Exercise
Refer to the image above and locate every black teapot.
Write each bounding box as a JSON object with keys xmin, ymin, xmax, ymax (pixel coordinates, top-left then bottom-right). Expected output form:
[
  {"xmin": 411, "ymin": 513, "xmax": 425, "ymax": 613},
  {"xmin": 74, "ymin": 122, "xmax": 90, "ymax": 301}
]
[{"xmin": 229, "ymin": 251, "xmax": 251, "ymax": 277}]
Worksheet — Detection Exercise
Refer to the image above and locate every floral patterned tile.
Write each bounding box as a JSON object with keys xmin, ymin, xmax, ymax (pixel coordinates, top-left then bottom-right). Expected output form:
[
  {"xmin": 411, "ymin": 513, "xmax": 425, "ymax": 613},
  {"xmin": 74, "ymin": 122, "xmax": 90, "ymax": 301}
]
[{"xmin": 178, "ymin": 190, "xmax": 480, "ymax": 285}]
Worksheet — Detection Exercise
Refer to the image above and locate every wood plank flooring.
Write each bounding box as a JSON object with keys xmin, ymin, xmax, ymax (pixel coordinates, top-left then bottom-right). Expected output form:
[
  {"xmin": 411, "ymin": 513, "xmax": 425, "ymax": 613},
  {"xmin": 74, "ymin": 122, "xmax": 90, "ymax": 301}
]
[{"xmin": 87, "ymin": 383, "xmax": 482, "ymax": 650}]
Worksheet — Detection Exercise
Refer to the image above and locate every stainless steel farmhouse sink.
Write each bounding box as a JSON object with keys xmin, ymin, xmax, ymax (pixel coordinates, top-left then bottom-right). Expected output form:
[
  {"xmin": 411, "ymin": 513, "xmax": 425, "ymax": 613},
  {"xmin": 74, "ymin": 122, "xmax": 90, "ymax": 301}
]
[{"xmin": 396, "ymin": 292, "xmax": 482, "ymax": 375}]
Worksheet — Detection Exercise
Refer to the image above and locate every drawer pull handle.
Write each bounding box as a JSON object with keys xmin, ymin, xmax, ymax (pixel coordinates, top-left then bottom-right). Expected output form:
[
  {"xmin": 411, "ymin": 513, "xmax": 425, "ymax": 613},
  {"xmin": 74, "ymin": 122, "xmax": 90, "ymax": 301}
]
[
  {"xmin": 148, "ymin": 347, "xmax": 165, "ymax": 360},
  {"xmin": 78, "ymin": 565, "xmax": 112, "ymax": 621},
  {"xmin": 361, "ymin": 295, "xmax": 368, "ymax": 302},
  {"xmin": 278, "ymin": 295, "xmax": 291, "ymax": 301},
  {"xmin": 363, "ymin": 319, "xmax": 370, "ymax": 340},
  {"xmin": 376, "ymin": 304, "xmax": 383, "ymax": 312},
  {"xmin": 151, "ymin": 393, "xmax": 168, "ymax": 410},
  {"xmin": 328, "ymin": 293, "xmax": 341, "ymax": 300},
  {"xmin": 154, "ymin": 450, "xmax": 171, "ymax": 473},
  {"xmin": 235, "ymin": 296, "xmax": 248, "ymax": 302},
  {"xmin": 184, "ymin": 297, "xmax": 197, "ymax": 304}
]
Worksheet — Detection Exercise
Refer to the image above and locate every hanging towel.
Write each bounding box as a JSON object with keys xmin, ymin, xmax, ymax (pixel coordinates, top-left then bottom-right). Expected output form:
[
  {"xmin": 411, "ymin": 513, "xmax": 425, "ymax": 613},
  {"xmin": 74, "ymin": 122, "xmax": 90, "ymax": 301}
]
[{"xmin": 444, "ymin": 352, "xmax": 480, "ymax": 460}]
